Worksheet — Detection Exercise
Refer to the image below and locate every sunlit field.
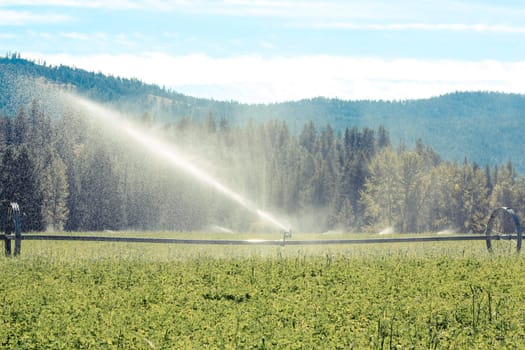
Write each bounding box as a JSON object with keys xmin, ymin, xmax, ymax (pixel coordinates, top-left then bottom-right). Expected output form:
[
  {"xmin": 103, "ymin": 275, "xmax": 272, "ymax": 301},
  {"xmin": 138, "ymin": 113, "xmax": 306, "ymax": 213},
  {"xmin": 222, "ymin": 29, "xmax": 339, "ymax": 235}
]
[{"xmin": 0, "ymin": 231, "xmax": 523, "ymax": 349}]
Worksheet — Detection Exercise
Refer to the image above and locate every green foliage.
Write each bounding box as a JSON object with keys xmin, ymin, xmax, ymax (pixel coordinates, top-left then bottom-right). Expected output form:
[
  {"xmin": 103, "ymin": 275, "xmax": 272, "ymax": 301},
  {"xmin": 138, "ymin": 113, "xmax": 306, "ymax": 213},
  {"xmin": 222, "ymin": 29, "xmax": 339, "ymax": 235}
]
[
  {"xmin": 0, "ymin": 241, "xmax": 523, "ymax": 349},
  {"xmin": 361, "ymin": 149, "xmax": 497, "ymax": 233}
]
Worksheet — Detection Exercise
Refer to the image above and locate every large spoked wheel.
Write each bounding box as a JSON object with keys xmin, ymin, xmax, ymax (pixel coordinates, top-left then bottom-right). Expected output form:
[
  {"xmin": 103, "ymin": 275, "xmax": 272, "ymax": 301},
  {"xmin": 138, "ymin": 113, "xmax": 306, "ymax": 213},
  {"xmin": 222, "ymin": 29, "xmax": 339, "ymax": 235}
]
[{"xmin": 485, "ymin": 207, "xmax": 522, "ymax": 254}]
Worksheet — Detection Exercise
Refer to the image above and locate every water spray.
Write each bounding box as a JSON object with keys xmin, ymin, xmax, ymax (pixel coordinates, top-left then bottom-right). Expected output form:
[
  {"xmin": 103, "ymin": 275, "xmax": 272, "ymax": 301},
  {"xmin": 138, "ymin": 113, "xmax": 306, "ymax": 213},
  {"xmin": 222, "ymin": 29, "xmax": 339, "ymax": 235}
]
[
  {"xmin": 67, "ymin": 93, "xmax": 291, "ymax": 233},
  {"xmin": 2, "ymin": 79, "xmax": 524, "ymax": 256}
]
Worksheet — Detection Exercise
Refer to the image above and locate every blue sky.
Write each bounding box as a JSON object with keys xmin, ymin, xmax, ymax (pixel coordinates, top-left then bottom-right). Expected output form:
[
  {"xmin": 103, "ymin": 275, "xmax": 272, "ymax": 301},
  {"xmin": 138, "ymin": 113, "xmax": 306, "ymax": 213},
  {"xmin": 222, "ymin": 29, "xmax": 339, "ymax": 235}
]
[{"xmin": 1, "ymin": 0, "xmax": 525, "ymax": 102}]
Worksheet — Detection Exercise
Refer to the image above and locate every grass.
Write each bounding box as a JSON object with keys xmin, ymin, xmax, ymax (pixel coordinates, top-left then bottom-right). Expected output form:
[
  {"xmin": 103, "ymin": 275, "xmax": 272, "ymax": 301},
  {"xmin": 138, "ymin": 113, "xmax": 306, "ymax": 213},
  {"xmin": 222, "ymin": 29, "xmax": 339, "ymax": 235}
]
[{"xmin": 0, "ymin": 231, "xmax": 523, "ymax": 349}]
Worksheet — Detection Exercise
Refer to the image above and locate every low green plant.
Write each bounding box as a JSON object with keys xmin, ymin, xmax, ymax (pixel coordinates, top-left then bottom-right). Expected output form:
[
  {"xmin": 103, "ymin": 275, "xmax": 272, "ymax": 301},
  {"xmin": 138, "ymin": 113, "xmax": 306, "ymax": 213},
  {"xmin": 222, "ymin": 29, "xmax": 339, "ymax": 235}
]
[{"xmin": 0, "ymin": 233, "xmax": 523, "ymax": 349}]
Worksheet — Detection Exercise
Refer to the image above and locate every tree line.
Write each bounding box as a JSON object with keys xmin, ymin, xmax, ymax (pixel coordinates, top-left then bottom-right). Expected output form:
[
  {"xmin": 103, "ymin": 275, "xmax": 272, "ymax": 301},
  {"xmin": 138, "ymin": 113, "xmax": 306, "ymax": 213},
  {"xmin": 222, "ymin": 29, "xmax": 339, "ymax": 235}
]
[
  {"xmin": 0, "ymin": 99, "xmax": 524, "ymax": 233},
  {"xmin": 4, "ymin": 55, "xmax": 525, "ymax": 176}
]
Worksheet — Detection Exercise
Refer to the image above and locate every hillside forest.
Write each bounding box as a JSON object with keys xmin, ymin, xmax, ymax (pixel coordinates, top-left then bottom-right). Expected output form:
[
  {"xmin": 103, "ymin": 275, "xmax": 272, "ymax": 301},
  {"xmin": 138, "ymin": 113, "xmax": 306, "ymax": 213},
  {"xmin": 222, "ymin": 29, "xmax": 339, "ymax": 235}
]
[
  {"xmin": 1, "ymin": 97, "xmax": 524, "ymax": 234},
  {"xmin": 2, "ymin": 55, "xmax": 525, "ymax": 174}
]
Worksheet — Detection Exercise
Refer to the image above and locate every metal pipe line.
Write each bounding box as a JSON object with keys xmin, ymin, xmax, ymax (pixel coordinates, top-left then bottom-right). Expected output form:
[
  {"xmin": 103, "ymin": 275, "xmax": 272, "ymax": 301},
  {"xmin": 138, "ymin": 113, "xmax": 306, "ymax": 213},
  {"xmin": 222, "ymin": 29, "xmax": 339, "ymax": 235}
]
[{"xmin": 1, "ymin": 234, "xmax": 517, "ymax": 246}]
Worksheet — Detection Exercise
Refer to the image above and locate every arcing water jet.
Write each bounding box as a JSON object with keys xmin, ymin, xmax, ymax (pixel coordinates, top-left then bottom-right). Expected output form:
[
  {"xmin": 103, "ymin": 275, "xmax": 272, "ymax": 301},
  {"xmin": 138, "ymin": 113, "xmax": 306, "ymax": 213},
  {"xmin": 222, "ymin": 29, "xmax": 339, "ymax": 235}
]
[{"xmin": 68, "ymin": 93, "xmax": 290, "ymax": 232}]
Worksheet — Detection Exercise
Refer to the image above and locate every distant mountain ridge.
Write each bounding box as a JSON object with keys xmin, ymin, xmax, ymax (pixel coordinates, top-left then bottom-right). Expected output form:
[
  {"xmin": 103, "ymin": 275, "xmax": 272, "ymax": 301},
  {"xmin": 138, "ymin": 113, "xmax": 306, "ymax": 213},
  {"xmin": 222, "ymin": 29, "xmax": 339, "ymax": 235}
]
[{"xmin": 1, "ymin": 55, "xmax": 524, "ymax": 172}]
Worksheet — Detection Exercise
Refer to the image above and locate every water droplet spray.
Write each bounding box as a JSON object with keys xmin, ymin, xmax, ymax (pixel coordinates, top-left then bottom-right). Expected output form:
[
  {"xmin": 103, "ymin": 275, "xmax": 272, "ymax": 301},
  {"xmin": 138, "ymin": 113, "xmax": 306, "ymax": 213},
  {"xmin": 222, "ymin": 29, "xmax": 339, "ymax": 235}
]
[{"xmin": 67, "ymin": 93, "xmax": 291, "ymax": 233}]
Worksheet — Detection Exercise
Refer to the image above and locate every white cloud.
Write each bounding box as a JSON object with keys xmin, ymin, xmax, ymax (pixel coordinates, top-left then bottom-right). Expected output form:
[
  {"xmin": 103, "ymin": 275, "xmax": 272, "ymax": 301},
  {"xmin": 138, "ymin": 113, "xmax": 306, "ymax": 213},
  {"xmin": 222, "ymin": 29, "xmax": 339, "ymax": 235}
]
[
  {"xmin": 0, "ymin": 9, "xmax": 70, "ymax": 25},
  {"xmin": 0, "ymin": 0, "xmax": 326, "ymax": 13},
  {"xmin": 313, "ymin": 22, "xmax": 525, "ymax": 33},
  {"xmin": 3, "ymin": 0, "xmax": 525, "ymax": 27},
  {"xmin": 24, "ymin": 52, "xmax": 525, "ymax": 103},
  {"xmin": 0, "ymin": 0, "xmax": 143, "ymax": 9},
  {"xmin": 59, "ymin": 32, "xmax": 89, "ymax": 40},
  {"xmin": 259, "ymin": 40, "xmax": 275, "ymax": 49}
]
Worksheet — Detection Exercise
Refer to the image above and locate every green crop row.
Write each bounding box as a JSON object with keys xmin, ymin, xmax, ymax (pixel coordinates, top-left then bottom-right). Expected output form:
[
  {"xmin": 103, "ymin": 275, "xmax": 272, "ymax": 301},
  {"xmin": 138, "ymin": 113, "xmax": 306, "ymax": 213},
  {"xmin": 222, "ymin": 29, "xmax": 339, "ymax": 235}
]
[{"xmin": 0, "ymin": 237, "xmax": 523, "ymax": 349}]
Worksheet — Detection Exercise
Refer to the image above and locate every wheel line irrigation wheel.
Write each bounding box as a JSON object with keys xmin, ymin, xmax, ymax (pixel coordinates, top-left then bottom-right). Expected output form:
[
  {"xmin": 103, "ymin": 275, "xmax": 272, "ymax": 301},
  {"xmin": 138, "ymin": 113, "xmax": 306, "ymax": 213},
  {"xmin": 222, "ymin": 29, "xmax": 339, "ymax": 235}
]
[{"xmin": 485, "ymin": 207, "xmax": 522, "ymax": 254}]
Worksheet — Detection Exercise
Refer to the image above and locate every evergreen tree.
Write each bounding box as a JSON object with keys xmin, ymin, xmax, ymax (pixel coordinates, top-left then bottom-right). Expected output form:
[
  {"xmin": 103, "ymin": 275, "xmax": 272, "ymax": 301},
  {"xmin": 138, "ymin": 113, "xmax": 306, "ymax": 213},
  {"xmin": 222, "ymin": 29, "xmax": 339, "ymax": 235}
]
[
  {"xmin": 490, "ymin": 162, "xmax": 517, "ymax": 210},
  {"xmin": 13, "ymin": 107, "xmax": 29, "ymax": 145},
  {"xmin": 28, "ymin": 99, "xmax": 52, "ymax": 153},
  {"xmin": 78, "ymin": 146, "xmax": 124, "ymax": 231},
  {"xmin": 64, "ymin": 161, "xmax": 82, "ymax": 231},
  {"xmin": 0, "ymin": 148, "xmax": 16, "ymax": 200},
  {"xmin": 299, "ymin": 121, "xmax": 318, "ymax": 154},
  {"xmin": 376, "ymin": 125, "xmax": 390, "ymax": 149},
  {"xmin": 55, "ymin": 110, "xmax": 89, "ymax": 231},
  {"xmin": 0, "ymin": 146, "xmax": 44, "ymax": 231},
  {"xmin": 0, "ymin": 117, "xmax": 11, "ymax": 151},
  {"xmin": 484, "ymin": 164, "xmax": 493, "ymax": 196},
  {"xmin": 40, "ymin": 149, "xmax": 69, "ymax": 231}
]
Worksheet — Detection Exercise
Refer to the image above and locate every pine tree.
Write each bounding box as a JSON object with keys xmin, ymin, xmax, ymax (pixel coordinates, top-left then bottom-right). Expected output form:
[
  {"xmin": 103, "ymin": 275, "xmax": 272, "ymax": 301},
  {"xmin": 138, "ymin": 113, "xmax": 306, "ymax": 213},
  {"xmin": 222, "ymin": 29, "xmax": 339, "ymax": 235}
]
[
  {"xmin": 484, "ymin": 164, "xmax": 493, "ymax": 196},
  {"xmin": 55, "ymin": 110, "xmax": 89, "ymax": 231},
  {"xmin": 490, "ymin": 161, "xmax": 517, "ymax": 211},
  {"xmin": 299, "ymin": 121, "xmax": 317, "ymax": 154},
  {"xmin": 40, "ymin": 149, "xmax": 69, "ymax": 231},
  {"xmin": 0, "ymin": 148, "xmax": 16, "ymax": 201},
  {"xmin": 28, "ymin": 99, "xmax": 52, "ymax": 153},
  {"xmin": 78, "ymin": 146, "xmax": 124, "ymax": 231},
  {"xmin": 0, "ymin": 117, "xmax": 10, "ymax": 152},
  {"xmin": 1, "ymin": 146, "xmax": 44, "ymax": 231},
  {"xmin": 376, "ymin": 125, "xmax": 390, "ymax": 149},
  {"xmin": 13, "ymin": 107, "xmax": 29, "ymax": 145}
]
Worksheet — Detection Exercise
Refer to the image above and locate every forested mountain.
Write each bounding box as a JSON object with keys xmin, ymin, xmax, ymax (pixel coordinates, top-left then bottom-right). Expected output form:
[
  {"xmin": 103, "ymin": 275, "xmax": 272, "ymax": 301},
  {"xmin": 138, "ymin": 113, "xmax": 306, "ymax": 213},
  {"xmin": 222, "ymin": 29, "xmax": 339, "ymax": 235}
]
[
  {"xmin": 0, "ymin": 55, "xmax": 525, "ymax": 173},
  {"xmin": 1, "ymin": 54, "xmax": 524, "ymax": 173},
  {"xmin": 1, "ymin": 54, "xmax": 525, "ymax": 234}
]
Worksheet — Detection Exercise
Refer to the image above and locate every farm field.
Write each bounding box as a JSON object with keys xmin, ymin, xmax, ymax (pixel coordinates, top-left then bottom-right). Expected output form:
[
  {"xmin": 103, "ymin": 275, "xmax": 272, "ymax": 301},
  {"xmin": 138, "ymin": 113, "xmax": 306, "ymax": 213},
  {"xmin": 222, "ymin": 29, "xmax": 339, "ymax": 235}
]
[{"xmin": 0, "ymin": 232, "xmax": 523, "ymax": 349}]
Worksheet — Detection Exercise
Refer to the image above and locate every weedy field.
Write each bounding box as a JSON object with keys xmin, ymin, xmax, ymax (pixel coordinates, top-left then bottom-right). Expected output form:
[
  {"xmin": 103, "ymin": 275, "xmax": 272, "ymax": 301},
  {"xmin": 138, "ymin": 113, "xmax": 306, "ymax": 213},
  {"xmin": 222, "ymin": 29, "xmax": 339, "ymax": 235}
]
[{"xmin": 0, "ymin": 232, "xmax": 523, "ymax": 349}]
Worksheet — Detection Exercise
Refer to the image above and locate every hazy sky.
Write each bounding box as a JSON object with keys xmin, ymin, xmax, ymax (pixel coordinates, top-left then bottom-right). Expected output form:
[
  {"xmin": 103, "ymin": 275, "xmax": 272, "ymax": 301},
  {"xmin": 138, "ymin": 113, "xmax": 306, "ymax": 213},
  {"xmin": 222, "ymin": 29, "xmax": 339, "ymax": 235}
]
[{"xmin": 2, "ymin": 0, "xmax": 525, "ymax": 103}]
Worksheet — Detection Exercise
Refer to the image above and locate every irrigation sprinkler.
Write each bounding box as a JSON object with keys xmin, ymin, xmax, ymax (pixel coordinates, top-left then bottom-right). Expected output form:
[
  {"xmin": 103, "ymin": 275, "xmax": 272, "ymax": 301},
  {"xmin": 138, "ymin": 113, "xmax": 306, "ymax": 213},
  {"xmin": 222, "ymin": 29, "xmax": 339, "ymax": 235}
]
[
  {"xmin": 0, "ymin": 207, "xmax": 522, "ymax": 256},
  {"xmin": 485, "ymin": 207, "xmax": 522, "ymax": 254},
  {"xmin": 281, "ymin": 230, "xmax": 292, "ymax": 246},
  {"xmin": 2, "ymin": 202, "xmax": 21, "ymax": 257}
]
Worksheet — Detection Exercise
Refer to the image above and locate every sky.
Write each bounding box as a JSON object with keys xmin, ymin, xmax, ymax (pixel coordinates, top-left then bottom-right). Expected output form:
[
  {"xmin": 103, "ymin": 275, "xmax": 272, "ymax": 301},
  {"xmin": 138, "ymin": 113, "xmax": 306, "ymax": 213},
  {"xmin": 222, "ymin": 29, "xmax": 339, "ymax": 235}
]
[{"xmin": 1, "ymin": 0, "xmax": 525, "ymax": 103}]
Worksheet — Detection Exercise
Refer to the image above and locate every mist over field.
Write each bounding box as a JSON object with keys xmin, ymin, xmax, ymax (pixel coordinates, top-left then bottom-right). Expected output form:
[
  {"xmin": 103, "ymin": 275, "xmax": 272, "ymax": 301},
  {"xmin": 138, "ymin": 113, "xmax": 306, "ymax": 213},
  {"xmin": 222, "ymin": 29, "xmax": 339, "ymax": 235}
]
[{"xmin": 0, "ymin": 55, "xmax": 524, "ymax": 234}]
